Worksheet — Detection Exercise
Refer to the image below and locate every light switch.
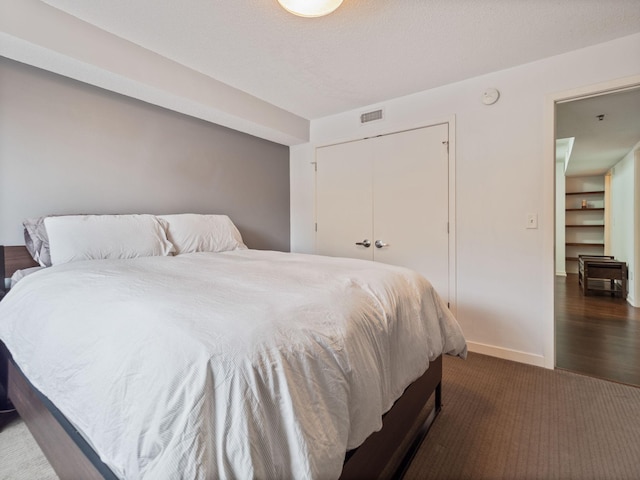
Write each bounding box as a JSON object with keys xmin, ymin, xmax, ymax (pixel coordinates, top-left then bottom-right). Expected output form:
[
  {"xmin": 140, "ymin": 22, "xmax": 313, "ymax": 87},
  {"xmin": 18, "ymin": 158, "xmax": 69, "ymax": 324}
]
[{"xmin": 526, "ymin": 213, "xmax": 538, "ymax": 229}]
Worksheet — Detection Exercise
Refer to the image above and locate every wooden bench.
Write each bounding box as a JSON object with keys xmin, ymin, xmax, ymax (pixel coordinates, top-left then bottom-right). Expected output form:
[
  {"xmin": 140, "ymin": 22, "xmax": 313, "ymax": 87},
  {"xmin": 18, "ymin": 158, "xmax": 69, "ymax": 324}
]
[{"xmin": 578, "ymin": 255, "xmax": 628, "ymax": 298}]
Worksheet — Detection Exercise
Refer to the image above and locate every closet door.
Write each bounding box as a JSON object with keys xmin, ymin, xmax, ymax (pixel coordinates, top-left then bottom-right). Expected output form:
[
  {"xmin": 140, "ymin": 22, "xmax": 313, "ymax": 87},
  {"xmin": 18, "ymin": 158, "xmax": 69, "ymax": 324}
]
[
  {"xmin": 316, "ymin": 139, "xmax": 374, "ymax": 261},
  {"xmin": 315, "ymin": 123, "xmax": 449, "ymax": 301},
  {"xmin": 371, "ymin": 124, "xmax": 449, "ymax": 300}
]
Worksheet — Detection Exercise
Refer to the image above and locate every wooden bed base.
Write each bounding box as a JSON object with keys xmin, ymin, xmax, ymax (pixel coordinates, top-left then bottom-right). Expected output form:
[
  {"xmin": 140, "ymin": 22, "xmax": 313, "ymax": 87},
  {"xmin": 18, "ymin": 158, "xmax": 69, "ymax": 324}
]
[
  {"xmin": 2, "ymin": 245, "xmax": 443, "ymax": 479},
  {"xmin": 7, "ymin": 358, "xmax": 115, "ymax": 480},
  {"xmin": 1, "ymin": 245, "xmax": 38, "ymax": 280}
]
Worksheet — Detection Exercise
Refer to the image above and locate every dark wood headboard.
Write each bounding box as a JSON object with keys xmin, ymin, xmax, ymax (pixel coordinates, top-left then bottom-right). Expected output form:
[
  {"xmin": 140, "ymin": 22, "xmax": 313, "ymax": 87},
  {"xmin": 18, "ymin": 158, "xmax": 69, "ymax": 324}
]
[{"xmin": 1, "ymin": 246, "xmax": 39, "ymax": 281}]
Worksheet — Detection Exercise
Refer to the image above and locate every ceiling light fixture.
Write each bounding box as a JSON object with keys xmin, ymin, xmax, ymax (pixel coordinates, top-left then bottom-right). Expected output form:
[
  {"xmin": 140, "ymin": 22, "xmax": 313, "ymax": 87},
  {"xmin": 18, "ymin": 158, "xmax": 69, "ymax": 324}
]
[{"xmin": 277, "ymin": 0, "xmax": 344, "ymax": 17}]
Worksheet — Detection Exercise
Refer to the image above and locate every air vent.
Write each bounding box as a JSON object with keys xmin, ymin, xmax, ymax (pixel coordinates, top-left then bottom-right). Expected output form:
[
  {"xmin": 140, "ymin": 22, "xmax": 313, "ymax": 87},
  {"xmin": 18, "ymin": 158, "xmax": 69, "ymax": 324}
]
[{"xmin": 360, "ymin": 109, "xmax": 384, "ymax": 124}]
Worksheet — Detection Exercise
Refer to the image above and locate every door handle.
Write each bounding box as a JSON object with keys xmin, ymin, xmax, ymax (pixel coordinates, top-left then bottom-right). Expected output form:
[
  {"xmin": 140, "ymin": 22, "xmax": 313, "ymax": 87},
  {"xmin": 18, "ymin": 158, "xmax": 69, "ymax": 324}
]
[
  {"xmin": 375, "ymin": 240, "xmax": 389, "ymax": 249},
  {"xmin": 355, "ymin": 239, "xmax": 371, "ymax": 248}
]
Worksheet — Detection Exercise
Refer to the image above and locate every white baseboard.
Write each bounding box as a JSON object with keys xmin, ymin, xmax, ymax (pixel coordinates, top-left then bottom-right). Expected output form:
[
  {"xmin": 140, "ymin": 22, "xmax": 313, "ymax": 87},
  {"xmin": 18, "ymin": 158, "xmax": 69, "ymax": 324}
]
[
  {"xmin": 555, "ymin": 271, "xmax": 567, "ymax": 277},
  {"xmin": 466, "ymin": 341, "xmax": 546, "ymax": 368}
]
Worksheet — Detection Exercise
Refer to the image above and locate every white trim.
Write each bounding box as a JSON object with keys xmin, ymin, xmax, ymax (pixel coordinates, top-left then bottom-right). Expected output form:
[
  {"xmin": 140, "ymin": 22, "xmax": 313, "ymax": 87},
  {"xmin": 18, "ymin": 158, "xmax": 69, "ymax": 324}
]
[
  {"xmin": 543, "ymin": 92, "xmax": 557, "ymax": 370},
  {"xmin": 447, "ymin": 116, "xmax": 457, "ymax": 317},
  {"xmin": 466, "ymin": 341, "xmax": 545, "ymax": 368},
  {"xmin": 544, "ymin": 74, "xmax": 640, "ymax": 370}
]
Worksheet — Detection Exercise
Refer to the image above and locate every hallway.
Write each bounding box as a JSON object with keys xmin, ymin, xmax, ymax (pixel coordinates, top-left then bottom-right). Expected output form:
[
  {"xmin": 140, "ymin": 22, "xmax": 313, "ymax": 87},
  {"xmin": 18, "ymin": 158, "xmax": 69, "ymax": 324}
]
[{"xmin": 555, "ymin": 273, "xmax": 640, "ymax": 386}]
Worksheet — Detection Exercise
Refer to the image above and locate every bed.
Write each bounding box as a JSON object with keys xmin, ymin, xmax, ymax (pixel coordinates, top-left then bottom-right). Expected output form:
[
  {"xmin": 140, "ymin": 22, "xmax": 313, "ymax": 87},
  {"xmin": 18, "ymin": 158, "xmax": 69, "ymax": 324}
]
[{"xmin": 0, "ymin": 214, "xmax": 467, "ymax": 479}]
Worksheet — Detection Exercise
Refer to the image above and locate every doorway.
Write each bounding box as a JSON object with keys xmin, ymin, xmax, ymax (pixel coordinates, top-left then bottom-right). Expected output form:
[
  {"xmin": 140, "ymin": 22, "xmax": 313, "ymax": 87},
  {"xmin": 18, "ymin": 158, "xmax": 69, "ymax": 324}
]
[{"xmin": 553, "ymin": 85, "xmax": 640, "ymax": 386}]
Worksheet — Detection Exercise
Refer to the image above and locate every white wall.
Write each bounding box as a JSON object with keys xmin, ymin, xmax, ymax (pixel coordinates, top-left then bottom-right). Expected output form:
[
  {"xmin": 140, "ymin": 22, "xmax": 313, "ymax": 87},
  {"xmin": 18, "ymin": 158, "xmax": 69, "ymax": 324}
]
[
  {"xmin": 605, "ymin": 173, "xmax": 612, "ymax": 257},
  {"xmin": 609, "ymin": 142, "xmax": 640, "ymax": 306},
  {"xmin": 290, "ymin": 143, "xmax": 317, "ymax": 254},
  {"xmin": 636, "ymin": 149, "xmax": 640, "ymax": 307},
  {"xmin": 290, "ymin": 33, "xmax": 640, "ymax": 367}
]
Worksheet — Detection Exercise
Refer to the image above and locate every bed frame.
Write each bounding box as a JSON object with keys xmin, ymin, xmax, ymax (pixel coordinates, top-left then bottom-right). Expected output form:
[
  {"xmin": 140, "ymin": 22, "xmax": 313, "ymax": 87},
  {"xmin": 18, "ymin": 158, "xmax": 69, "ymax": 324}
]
[{"xmin": 1, "ymin": 245, "xmax": 443, "ymax": 480}]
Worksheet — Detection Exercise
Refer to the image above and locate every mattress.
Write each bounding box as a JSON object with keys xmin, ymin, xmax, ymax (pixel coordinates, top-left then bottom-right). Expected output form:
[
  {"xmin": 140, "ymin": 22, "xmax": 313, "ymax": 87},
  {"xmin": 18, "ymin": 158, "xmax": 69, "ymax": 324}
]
[{"xmin": 0, "ymin": 249, "xmax": 467, "ymax": 479}]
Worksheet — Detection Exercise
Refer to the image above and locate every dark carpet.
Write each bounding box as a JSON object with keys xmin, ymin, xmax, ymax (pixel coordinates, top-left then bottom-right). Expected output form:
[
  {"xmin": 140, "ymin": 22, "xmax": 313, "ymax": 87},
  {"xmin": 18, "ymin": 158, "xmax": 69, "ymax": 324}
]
[{"xmin": 406, "ymin": 352, "xmax": 640, "ymax": 480}]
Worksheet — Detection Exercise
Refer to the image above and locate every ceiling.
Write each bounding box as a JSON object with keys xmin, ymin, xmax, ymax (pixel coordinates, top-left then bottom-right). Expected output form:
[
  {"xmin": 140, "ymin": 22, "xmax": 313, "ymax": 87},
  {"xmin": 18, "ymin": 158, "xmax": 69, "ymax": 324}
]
[
  {"xmin": 39, "ymin": 0, "xmax": 640, "ymax": 121},
  {"xmin": 557, "ymin": 87, "xmax": 640, "ymax": 177}
]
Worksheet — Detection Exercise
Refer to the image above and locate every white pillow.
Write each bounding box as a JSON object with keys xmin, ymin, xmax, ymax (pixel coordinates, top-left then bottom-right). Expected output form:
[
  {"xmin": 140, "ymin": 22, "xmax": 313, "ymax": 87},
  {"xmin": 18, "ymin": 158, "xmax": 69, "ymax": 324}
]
[
  {"xmin": 44, "ymin": 214, "xmax": 176, "ymax": 265},
  {"xmin": 158, "ymin": 214, "xmax": 247, "ymax": 254},
  {"xmin": 23, "ymin": 216, "xmax": 52, "ymax": 267}
]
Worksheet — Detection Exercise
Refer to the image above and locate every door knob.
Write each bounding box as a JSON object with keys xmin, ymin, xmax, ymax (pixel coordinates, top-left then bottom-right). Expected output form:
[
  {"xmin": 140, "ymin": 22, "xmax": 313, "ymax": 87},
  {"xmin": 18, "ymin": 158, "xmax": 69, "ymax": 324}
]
[
  {"xmin": 355, "ymin": 239, "xmax": 371, "ymax": 248},
  {"xmin": 375, "ymin": 240, "xmax": 389, "ymax": 248}
]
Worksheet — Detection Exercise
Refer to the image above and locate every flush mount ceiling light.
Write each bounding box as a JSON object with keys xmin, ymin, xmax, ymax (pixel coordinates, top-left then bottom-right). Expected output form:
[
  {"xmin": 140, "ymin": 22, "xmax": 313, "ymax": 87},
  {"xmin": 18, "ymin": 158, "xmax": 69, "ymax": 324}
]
[{"xmin": 277, "ymin": 0, "xmax": 344, "ymax": 17}]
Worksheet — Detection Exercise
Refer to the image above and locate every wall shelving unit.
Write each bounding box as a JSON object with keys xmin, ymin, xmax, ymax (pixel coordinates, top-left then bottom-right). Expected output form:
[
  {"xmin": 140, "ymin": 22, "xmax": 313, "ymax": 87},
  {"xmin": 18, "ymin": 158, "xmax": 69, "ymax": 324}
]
[{"xmin": 565, "ymin": 190, "xmax": 605, "ymax": 264}]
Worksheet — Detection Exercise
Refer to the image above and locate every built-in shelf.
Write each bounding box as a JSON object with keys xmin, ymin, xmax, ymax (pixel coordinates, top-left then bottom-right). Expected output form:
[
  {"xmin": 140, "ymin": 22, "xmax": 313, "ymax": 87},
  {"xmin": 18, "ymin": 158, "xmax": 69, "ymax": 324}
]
[
  {"xmin": 566, "ymin": 242, "xmax": 605, "ymax": 247},
  {"xmin": 566, "ymin": 207, "xmax": 605, "ymax": 212},
  {"xmin": 564, "ymin": 185, "xmax": 606, "ymax": 273},
  {"xmin": 565, "ymin": 190, "xmax": 605, "ymax": 196}
]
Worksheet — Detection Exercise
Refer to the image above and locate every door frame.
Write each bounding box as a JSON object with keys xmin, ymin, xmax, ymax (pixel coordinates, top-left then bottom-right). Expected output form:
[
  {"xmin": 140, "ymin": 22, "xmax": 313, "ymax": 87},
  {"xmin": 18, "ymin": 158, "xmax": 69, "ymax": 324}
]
[
  {"xmin": 543, "ymin": 74, "xmax": 640, "ymax": 369},
  {"xmin": 313, "ymin": 116, "xmax": 457, "ymax": 315}
]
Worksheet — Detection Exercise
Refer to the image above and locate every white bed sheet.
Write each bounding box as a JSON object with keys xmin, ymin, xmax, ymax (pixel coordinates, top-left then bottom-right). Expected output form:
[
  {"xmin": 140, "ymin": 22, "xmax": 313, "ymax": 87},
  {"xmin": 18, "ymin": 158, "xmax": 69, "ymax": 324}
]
[
  {"xmin": 0, "ymin": 250, "xmax": 466, "ymax": 479},
  {"xmin": 9, "ymin": 266, "xmax": 45, "ymax": 288}
]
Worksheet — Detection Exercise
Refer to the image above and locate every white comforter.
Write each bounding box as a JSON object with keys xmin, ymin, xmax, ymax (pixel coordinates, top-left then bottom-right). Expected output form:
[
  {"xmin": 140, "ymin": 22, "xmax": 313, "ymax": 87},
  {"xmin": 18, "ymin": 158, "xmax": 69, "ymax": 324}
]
[{"xmin": 0, "ymin": 250, "xmax": 466, "ymax": 479}]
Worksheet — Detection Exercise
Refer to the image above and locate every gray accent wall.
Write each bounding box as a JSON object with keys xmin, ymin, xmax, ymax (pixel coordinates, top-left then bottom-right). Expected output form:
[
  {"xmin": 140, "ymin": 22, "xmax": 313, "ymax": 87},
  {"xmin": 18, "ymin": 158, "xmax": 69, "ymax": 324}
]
[{"xmin": 0, "ymin": 57, "xmax": 290, "ymax": 251}]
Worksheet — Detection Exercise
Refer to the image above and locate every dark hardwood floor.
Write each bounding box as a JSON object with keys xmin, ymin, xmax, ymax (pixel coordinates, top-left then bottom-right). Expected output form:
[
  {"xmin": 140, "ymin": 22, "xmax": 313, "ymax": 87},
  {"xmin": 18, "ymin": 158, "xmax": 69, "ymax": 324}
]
[{"xmin": 555, "ymin": 273, "xmax": 640, "ymax": 386}]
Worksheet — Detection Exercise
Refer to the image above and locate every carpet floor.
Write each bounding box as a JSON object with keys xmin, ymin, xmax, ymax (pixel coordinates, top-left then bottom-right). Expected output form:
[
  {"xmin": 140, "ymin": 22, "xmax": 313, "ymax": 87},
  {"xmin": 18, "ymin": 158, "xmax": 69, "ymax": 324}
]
[
  {"xmin": 1, "ymin": 352, "xmax": 639, "ymax": 479},
  {"xmin": 407, "ymin": 352, "xmax": 640, "ymax": 480},
  {"xmin": 0, "ymin": 412, "xmax": 57, "ymax": 480}
]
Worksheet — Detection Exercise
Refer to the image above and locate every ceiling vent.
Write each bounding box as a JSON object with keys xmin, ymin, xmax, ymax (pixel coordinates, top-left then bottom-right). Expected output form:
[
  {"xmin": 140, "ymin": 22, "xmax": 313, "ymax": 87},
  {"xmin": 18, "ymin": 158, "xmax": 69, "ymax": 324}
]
[{"xmin": 360, "ymin": 109, "xmax": 384, "ymax": 124}]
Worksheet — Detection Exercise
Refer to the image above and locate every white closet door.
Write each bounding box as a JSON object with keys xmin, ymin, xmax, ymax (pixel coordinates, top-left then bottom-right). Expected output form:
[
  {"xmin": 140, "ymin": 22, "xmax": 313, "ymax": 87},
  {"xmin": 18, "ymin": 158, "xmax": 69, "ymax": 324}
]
[
  {"xmin": 372, "ymin": 124, "xmax": 450, "ymax": 301},
  {"xmin": 315, "ymin": 123, "xmax": 449, "ymax": 301},
  {"xmin": 316, "ymin": 139, "xmax": 374, "ymax": 261}
]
